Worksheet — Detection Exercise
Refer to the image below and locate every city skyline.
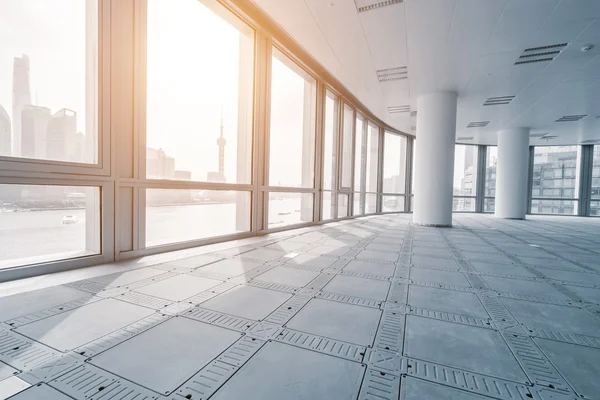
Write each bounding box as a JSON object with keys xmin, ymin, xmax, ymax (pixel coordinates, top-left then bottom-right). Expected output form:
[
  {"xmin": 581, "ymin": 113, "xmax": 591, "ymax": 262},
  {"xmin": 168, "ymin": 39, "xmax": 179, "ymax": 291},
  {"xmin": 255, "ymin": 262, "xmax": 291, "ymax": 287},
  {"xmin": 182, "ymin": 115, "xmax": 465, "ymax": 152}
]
[{"xmin": 0, "ymin": 53, "xmax": 91, "ymax": 163}]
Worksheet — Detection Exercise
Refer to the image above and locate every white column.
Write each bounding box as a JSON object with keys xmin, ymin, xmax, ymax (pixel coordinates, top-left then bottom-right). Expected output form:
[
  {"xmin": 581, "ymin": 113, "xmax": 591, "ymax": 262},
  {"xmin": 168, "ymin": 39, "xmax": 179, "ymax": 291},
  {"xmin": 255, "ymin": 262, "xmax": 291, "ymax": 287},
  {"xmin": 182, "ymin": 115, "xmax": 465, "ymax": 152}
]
[
  {"xmin": 495, "ymin": 128, "xmax": 530, "ymax": 219},
  {"xmin": 413, "ymin": 92, "xmax": 457, "ymax": 227}
]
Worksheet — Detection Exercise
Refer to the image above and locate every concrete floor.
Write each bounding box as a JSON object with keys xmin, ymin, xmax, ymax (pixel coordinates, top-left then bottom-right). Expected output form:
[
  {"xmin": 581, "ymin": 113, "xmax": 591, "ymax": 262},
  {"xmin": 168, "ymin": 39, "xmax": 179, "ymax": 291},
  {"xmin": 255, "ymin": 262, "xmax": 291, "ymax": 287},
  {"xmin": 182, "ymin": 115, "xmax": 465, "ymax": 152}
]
[{"xmin": 0, "ymin": 214, "xmax": 599, "ymax": 400}]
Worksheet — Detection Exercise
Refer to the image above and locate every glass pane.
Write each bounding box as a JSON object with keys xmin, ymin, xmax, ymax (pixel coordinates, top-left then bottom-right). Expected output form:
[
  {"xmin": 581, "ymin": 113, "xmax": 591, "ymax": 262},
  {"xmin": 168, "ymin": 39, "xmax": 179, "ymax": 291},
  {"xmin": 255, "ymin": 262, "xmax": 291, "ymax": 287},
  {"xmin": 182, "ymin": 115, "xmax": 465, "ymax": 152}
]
[
  {"xmin": 590, "ymin": 200, "xmax": 600, "ymax": 216},
  {"xmin": 485, "ymin": 146, "xmax": 497, "ymax": 197},
  {"xmin": 354, "ymin": 115, "xmax": 364, "ymax": 191},
  {"xmin": 383, "ymin": 132, "xmax": 407, "ymax": 194},
  {"xmin": 411, "ymin": 139, "xmax": 415, "ymax": 193},
  {"xmin": 592, "ymin": 146, "xmax": 600, "ymax": 199},
  {"xmin": 382, "ymin": 196, "xmax": 404, "ymax": 212},
  {"xmin": 352, "ymin": 192, "xmax": 363, "ymax": 216},
  {"xmin": 366, "ymin": 193, "xmax": 377, "ymax": 214},
  {"xmin": 146, "ymin": 0, "xmax": 253, "ymax": 183},
  {"xmin": 323, "ymin": 91, "xmax": 338, "ymax": 190},
  {"xmin": 337, "ymin": 194, "xmax": 349, "ymax": 218},
  {"xmin": 269, "ymin": 48, "xmax": 316, "ymax": 188},
  {"xmin": 454, "ymin": 145, "xmax": 478, "ymax": 196},
  {"xmin": 340, "ymin": 105, "xmax": 354, "ymax": 188},
  {"xmin": 322, "ymin": 191, "xmax": 334, "ymax": 220},
  {"xmin": 453, "ymin": 197, "xmax": 476, "ymax": 212},
  {"xmin": 146, "ymin": 189, "xmax": 250, "ymax": 247},
  {"xmin": 530, "ymin": 199, "xmax": 577, "ymax": 215},
  {"xmin": 484, "ymin": 198, "xmax": 495, "ymax": 212},
  {"xmin": 532, "ymin": 146, "xmax": 580, "ymax": 201},
  {"xmin": 0, "ymin": 0, "xmax": 98, "ymax": 163},
  {"xmin": 268, "ymin": 192, "xmax": 313, "ymax": 228},
  {"xmin": 0, "ymin": 184, "xmax": 100, "ymax": 269},
  {"xmin": 366, "ymin": 123, "xmax": 379, "ymax": 193}
]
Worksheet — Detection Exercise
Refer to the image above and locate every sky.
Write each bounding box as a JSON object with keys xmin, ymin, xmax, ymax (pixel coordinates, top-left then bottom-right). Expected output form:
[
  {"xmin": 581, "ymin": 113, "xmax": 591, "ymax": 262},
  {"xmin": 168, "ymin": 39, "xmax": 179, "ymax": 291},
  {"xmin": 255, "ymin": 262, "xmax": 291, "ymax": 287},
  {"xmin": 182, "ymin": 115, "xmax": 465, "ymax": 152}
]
[
  {"xmin": 147, "ymin": 0, "xmax": 308, "ymax": 183},
  {"xmin": 0, "ymin": 0, "xmax": 88, "ymax": 133}
]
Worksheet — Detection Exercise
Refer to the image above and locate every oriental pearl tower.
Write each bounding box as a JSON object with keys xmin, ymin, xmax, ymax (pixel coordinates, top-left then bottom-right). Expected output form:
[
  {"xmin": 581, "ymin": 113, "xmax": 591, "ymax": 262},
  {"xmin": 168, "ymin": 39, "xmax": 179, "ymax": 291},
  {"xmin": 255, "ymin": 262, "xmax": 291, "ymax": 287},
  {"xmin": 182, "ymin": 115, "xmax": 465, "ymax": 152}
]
[{"xmin": 217, "ymin": 108, "xmax": 226, "ymax": 179}]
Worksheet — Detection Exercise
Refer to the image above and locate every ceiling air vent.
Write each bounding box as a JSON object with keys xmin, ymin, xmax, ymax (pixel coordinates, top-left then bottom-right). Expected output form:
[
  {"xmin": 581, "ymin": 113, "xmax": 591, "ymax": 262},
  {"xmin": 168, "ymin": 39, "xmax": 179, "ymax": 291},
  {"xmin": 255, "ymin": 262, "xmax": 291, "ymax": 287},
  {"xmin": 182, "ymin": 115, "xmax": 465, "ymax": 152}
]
[
  {"xmin": 515, "ymin": 43, "xmax": 567, "ymax": 65},
  {"xmin": 410, "ymin": 111, "xmax": 417, "ymax": 117},
  {"xmin": 530, "ymin": 132, "xmax": 549, "ymax": 138},
  {"xmin": 358, "ymin": 0, "xmax": 403, "ymax": 13},
  {"xmin": 467, "ymin": 121, "xmax": 489, "ymax": 128},
  {"xmin": 555, "ymin": 115, "xmax": 587, "ymax": 122},
  {"xmin": 541, "ymin": 135, "xmax": 558, "ymax": 140},
  {"xmin": 581, "ymin": 139, "xmax": 600, "ymax": 144},
  {"xmin": 483, "ymin": 96, "xmax": 515, "ymax": 106},
  {"xmin": 457, "ymin": 136, "xmax": 474, "ymax": 141},
  {"xmin": 411, "ymin": 126, "xmax": 416, "ymax": 131},
  {"xmin": 388, "ymin": 105, "xmax": 410, "ymax": 114},
  {"xmin": 377, "ymin": 66, "xmax": 407, "ymax": 82}
]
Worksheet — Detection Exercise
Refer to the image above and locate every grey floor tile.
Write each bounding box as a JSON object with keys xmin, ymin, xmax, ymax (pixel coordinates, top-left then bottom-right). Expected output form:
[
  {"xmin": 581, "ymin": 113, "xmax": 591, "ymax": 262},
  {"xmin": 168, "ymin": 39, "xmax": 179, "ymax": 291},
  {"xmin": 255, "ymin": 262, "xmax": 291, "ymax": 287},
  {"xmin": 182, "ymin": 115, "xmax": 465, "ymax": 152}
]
[
  {"xmin": 211, "ymin": 342, "xmax": 364, "ymax": 400},
  {"xmin": 322, "ymin": 275, "xmax": 390, "ymax": 301},
  {"xmin": 405, "ymin": 316, "xmax": 527, "ymax": 383},
  {"xmin": 408, "ymin": 285, "xmax": 489, "ymax": 318},
  {"xmin": 286, "ymin": 298, "xmax": 381, "ymax": 345},
  {"xmin": 135, "ymin": 274, "xmax": 221, "ymax": 301},
  {"xmin": 201, "ymin": 285, "xmax": 292, "ymax": 320}
]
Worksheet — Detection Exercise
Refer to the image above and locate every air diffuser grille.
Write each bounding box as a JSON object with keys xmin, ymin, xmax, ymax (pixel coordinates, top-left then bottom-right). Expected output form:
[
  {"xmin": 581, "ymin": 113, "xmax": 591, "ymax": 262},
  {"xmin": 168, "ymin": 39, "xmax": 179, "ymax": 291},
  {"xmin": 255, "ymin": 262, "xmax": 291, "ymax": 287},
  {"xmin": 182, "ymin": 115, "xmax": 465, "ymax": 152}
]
[
  {"xmin": 457, "ymin": 136, "xmax": 474, "ymax": 141},
  {"xmin": 483, "ymin": 96, "xmax": 515, "ymax": 106},
  {"xmin": 388, "ymin": 105, "xmax": 410, "ymax": 114},
  {"xmin": 515, "ymin": 43, "xmax": 567, "ymax": 65},
  {"xmin": 358, "ymin": 0, "xmax": 403, "ymax": 13},
  {"xmin": 555, "ymin": 115, "xmax": 587, "ymax": 122},
  {"xmin": 377, "ymin": 66, "xmax": 407, "ymax": 82},
  {"xmin": 467, "ymin": 121, "xmax": 490, "ymax": 128}
]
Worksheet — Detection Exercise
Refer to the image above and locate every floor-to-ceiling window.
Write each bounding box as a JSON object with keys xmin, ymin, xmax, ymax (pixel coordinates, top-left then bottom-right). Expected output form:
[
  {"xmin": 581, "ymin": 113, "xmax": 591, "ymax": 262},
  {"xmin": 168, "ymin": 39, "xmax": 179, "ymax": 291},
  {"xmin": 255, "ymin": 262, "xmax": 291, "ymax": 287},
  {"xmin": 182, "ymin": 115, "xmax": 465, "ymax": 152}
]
[
  {"xmin": 322, "ymin": 90, "xmax": 338, "ymax": 221},
  {"xmin": 590, "ymin": 145, "xmax": 600, "ymax": 216},
  {"xmin": 530, "ymin": 146, "xmax": 580, "ymax": 215},
  {"xmin": 365, "ymin": 123, "xmax": 380, "ymax": 214},
  {"xmin": 145, "ymin": 0, "xmax": 254, "ymax": 246},
  {"xmin": 453, "ymin": 144, "xmax": 478, "ymax": 211},
  {"xmin": 382, "ymin": 131, "xmax": 407, "ymax": 212},
  {"xmin": 267, "ymin": 47, "xmax": 316, "ymax": 229},
  {"xmin": 484, "ymin": 146, "xmax": 497, "ymax": 212},
  {"xmin": 353, "ymin": 114, "xmax": 365, "ymax": 216},
  {"xmin": 0, "ymin": 0, "xmax": 105, "ymax": 270}
]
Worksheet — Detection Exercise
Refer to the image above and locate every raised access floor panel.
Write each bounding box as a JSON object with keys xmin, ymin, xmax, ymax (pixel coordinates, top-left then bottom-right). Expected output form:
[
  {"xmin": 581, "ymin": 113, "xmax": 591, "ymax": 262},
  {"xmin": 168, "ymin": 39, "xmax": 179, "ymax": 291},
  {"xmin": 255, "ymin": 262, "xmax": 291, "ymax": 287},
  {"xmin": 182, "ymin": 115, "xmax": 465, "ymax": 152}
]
[{"xmin": 0, "ymin": 213, "xmax": 599, "ymax": 399}]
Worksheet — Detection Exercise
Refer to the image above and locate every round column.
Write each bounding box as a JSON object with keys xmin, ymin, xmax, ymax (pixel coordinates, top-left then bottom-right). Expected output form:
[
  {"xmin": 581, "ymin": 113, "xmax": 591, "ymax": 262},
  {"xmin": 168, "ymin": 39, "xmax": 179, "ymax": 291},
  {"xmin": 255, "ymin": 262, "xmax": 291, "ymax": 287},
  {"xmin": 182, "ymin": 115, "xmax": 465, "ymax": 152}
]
[
  {"xmin": 413, "ymin": 92, "xmax": 457, "ymax": 227},
  {"xmin": 495, "ymin": 128, "xmax": 530, "ymax": 219}
]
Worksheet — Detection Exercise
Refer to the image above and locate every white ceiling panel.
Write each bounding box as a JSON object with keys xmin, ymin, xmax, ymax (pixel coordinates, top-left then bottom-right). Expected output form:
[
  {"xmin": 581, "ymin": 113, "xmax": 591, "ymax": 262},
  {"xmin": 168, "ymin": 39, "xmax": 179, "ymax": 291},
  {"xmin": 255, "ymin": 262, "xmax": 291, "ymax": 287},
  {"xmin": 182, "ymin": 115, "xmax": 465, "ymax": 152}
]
[
  {"xmin": 252, "ymin": 0, "xmax": 600, "ymax": 143},
  {"xmin": 484, "ymin": 0, "xmax": 561, "ymax": 55}
]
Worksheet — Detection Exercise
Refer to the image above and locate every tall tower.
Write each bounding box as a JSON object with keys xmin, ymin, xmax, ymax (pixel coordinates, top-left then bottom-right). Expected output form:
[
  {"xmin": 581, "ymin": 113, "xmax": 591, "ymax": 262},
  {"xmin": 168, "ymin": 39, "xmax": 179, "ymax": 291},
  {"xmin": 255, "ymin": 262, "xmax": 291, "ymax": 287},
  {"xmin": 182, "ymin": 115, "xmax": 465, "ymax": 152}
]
[
  {"xmin": 217, "ymin": 109, "xmax": 227, "ymax": 178},
  {"xmin": 12, "ymin": 54, "xmax": 32, "ymax": 157},
  {"xmin": 0, "ymin": 105, "xmax": 10, "ymax": 156}
]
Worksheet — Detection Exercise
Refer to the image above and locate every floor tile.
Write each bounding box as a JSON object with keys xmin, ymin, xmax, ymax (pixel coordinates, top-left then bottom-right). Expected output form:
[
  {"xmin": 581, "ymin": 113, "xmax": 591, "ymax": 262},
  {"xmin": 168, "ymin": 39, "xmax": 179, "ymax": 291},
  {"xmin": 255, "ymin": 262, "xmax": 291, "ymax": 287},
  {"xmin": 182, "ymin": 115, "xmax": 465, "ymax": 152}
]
[
  {"xmin": 135, "ymin": 274, "xmax": 221, "ymax": 301},
  {"xmin": 16, "ymin": 299, "xmax": 154, "ymax": 351},
  {"xmin": 201, "ymin": 285, "xmax": 292, "ymax": 320},
  {"xmin": 286, "ymin": 298, "xmax": 381, "ymax": 345},
  {"xmin": 255, "ymin": 267, "xmax": 319, "ymax": 287},
  {"xmin": 211, "ymin": 342, "xmax": 364, "ymax": 400},
  {"xmin": 404, "ymin": 316, "xmax": 527, "ymax": 383},
  {"xmin": 322, "ymin": 275, "xmax": 390, "ymax": 301},
  {"xmin": 91, "ymin": 317, "xmax": 240, "ymax": 394},
  {"xmin": 408, "ymin": 285, "xmax": 489, "ymax": 318}
]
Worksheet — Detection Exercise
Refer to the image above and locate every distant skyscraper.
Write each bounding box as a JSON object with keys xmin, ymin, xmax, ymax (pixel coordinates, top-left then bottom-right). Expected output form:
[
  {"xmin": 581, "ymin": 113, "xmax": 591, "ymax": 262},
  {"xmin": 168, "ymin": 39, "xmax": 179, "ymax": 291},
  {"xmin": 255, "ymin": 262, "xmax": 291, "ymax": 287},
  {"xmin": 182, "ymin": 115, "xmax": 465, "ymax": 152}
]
[
  {"xmin": 0, "ymin": 105, "xmax": 10, "ymax": 156},
  {"xmin": 147, "ymin": 147, "xmax": 175, "ymax": 179},
  {"xmin": 12, "ymin": 55, "xmax": 32, "ymax": 157},
  {"xmin": 20, "ymin": 105, "xmax": 51, "ymax": 159},
  {"xmin": 47, "ymin": 109, "xmax": 77, "ymax": 161}
]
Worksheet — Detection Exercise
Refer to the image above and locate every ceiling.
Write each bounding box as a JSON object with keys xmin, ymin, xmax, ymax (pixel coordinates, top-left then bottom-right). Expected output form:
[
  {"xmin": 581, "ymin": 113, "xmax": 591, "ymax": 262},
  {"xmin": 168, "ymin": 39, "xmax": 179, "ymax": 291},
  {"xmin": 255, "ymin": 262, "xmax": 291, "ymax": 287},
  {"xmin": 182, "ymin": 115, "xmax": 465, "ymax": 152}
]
[{"xmin": 250, "ymin": 0, "xmax": 600, "ymax": 146}]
